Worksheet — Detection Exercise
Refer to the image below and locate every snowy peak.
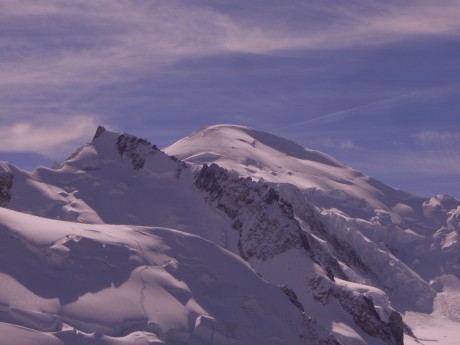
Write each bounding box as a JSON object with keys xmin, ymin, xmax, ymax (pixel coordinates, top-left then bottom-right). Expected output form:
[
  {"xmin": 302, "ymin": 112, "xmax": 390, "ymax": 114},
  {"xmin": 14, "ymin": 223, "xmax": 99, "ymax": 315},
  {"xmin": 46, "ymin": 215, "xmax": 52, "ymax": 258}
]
[
  {"xmin": 182, "ymin": 124, "xmax": 342, "ymax": 166},
  {"xmin": 64, "ymin": 126, "xmax": 174, "ymax": 172},
  {"xmin": 90, "ymin": 126, "xmax": 160, "ymax": 170},
  {"xmin": 167, "ymin": 124, "xmax": 342, "ymax": 169},
  {"xmin": 166, "ymin": 124, "xmax": 363, "ymax": 203},
  {"xmin": 165, "ymin": 124, "xmax": 455, "ymax": 224},
  {"xmin": 165, "ymin": 124, "xmax": 403, "ymax": 214},
  {"xmin": 2, "ymin": 127, "xmax": 189, "ymax": 225},
  {"xmin": 92, "ymin": 125, "xmax": 108, "ymax": 140}
]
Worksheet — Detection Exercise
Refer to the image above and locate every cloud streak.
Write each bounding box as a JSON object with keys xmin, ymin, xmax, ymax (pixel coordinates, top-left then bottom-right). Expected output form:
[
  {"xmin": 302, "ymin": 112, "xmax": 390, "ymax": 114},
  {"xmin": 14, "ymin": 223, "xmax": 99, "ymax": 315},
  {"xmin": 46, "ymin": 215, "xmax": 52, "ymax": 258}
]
[
  {"xmin": 2, "ymin": 0, "xmax": 460, "ymax": 88},
  {"xmin": 373, "ymin": 149, "xmax": 460, "ymax": 175},
  {"xmin": 0, "ymin": 115, "xmax": 98, "ymax": 157},
  {"xmin": 286, "ymin": 83, "xmax": 460, "ymax": 128},
  {"xmin": 414, "ymin": 131, "xmax": 460, "ymax": 144}
]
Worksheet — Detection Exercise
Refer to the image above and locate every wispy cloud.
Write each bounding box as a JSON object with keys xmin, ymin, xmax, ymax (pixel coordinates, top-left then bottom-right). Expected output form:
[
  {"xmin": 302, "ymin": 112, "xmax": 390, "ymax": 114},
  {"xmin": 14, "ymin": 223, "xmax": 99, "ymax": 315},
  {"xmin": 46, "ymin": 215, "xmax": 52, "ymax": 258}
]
[
  {"xmin": 322, "ymin": 137, "xmax": 356, "ymax": 150},
  {"xmin": 2, "ymin": 1, "xmax": 460, "ymax": 88},
  {"xmin": 410, "ymin": 130, "xmax": 460, "ymax": 175},
  {"xmin": 382, "ymin": 149, "xmax": 460, "ymax": 175},
  {"xmin": 413, "ymin": 130, "xmax": 460, "ymax": 144},
  {"xmin": 348, "ymin": 146, "xmax": 460, "ymax": 197},
  {"xmin": 0, "ymin": 115, "xmax": 98, "ymax": 157},
  {"xmin": 360, "ymin": 1, "xmax": 460, "ymax": 37}
]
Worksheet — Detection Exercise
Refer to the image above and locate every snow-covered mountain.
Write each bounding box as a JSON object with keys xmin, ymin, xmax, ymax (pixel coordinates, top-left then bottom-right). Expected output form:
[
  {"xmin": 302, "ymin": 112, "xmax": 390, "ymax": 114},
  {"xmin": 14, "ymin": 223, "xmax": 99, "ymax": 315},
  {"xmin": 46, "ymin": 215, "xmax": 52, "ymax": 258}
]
[{"xmin": 0, "ymin": 124, "xmax": 458, "ymax": 345}]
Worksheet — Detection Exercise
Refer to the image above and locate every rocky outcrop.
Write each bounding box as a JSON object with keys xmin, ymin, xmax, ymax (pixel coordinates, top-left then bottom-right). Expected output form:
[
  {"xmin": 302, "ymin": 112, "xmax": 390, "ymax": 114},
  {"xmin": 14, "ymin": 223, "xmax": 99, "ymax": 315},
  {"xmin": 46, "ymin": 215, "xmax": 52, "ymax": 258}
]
[
  {"xmin": 0, "ymin": 171, "xmax": 13, "ymax": 206},
  {"xmin": 281, "ymin": 285, "xmax": 305, "ymax": 312},
  {"xmin": 388, "ymin": 311, "xmax": 404, "ymax": 345},
  {"xmin": 110, "ymin": 129, "xmax": 187, "ymax": 177},
  {"xmin": 195, "ymin": 163, "xmax": 309, "ymax": 260},
  {"xmin": 280, "ymin": 285, "xmax": 345, "ymax": 345},
  {"xmin": 116, "ymin": 133, "xmax": 159, "ymax": 170},
  {"xmin": 309, "ymin": 276, "xmax": 404, "ymax": 345}
]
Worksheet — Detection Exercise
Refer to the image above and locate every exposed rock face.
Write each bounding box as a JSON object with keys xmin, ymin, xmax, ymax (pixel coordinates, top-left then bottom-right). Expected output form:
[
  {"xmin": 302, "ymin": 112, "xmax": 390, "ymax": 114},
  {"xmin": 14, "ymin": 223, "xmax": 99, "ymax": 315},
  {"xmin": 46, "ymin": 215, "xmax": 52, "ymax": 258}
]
[
  {"xmin": 0, "ymin": 171, "xmax": 13, "ymax": 206},
  {"xmin": 310, "ymin": 276, "xmax": 404, "ymax": 345},
  {"xmin": 116, "ymin": 133, "xmax": 159, "ymax": 170},
  {"xmin": 195, "ymin": 163, "xmax": 309, "ymax": 260},
  {"xmin": 280, "ymin": 285, "xmax": 345, "ymax": 345},
  {"xmin": 281, "ymin": 285, "xmax": 305, "ymax": 312},
  {"xmin": 388, "ymin": 311, "xmax": 404, "ymax": 345}
]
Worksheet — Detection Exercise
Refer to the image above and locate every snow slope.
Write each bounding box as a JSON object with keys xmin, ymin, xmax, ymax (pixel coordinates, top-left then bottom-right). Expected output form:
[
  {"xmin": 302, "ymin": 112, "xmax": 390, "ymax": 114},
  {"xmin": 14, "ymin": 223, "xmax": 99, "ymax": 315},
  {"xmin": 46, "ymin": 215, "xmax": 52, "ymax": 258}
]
[{"xmin": 0, "ymin": 207, "xmax": 308, "ymax": 345}]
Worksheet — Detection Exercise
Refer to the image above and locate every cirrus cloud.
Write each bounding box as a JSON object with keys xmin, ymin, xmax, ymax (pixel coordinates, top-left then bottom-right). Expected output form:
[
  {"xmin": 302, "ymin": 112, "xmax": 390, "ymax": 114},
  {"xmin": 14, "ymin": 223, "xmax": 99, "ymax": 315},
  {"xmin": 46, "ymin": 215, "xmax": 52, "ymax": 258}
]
[{"xmin": 1, "ymin": 0, "xmax": 460, "ymax": 88}]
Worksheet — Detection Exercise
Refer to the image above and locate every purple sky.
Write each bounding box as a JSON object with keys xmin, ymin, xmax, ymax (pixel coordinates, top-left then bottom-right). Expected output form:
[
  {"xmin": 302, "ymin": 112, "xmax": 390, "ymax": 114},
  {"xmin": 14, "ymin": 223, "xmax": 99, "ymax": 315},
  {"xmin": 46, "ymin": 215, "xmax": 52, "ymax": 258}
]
[{"xmin": 1, "ymin": 0, "xmax": 460, "ymax": 199}]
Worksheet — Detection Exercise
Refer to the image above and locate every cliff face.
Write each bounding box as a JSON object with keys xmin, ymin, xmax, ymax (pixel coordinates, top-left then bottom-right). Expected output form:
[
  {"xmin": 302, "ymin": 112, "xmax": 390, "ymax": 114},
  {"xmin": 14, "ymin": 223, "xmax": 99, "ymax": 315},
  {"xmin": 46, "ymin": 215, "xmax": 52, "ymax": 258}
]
[
  {"xmin": 116, "ymin": 133, "xmax": 159, "ymax": 170},
  {"xmin": 194, "ymin": 163, "xmax": 307, "ymax": 261},
  {"xmin": 310, "ymin": 275, "xmax": 404, "ymax": 345},
  {"xmin": 0, "ymin": 170, "xmax": 13, "ymax": 206}
]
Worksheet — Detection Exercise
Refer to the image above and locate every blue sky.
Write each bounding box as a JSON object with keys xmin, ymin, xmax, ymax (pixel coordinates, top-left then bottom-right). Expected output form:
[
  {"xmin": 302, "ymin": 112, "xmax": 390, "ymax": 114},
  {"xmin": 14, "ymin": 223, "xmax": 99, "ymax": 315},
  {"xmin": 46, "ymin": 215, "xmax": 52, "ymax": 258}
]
[{"xmin": 1, "ymin": 0, "xmax": 460, "ymax": 199}]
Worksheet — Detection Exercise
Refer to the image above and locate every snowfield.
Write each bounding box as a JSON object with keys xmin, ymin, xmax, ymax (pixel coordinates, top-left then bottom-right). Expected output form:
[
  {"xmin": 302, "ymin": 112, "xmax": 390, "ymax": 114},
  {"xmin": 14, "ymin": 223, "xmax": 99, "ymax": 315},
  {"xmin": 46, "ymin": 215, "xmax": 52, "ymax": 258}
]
[
  {"xmin": 0, "ymin": 207, "xmax": 307, "ymax": 345},
  {"xmin": 0, "ymin": 124, "xmax": 458, "ymax": 344}
]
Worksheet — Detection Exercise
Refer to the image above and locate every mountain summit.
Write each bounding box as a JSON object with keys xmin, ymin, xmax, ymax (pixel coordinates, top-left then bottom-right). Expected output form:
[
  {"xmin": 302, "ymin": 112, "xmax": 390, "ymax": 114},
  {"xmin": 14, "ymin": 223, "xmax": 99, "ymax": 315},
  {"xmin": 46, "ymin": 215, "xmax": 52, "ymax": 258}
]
[{"xmin": 0, "ymin": 124, "xmax": 458, "ymax": 345}]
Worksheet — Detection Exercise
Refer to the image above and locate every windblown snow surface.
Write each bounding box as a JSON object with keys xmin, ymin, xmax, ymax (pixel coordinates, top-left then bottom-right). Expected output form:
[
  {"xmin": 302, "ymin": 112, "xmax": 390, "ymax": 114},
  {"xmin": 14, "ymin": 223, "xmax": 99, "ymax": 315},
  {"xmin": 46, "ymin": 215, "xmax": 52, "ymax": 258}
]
[{"xmin": 0, "ymin": 124, "xmax": 458, "ymax": 344}]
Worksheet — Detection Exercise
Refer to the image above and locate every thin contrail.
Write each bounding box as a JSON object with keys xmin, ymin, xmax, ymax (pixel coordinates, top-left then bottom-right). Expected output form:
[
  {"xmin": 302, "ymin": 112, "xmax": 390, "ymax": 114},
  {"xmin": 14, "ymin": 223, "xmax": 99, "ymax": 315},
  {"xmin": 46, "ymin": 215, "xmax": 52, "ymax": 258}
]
[{"xmin": 283, "ymin": 83, "xmax": 460, "ymax": 129}]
